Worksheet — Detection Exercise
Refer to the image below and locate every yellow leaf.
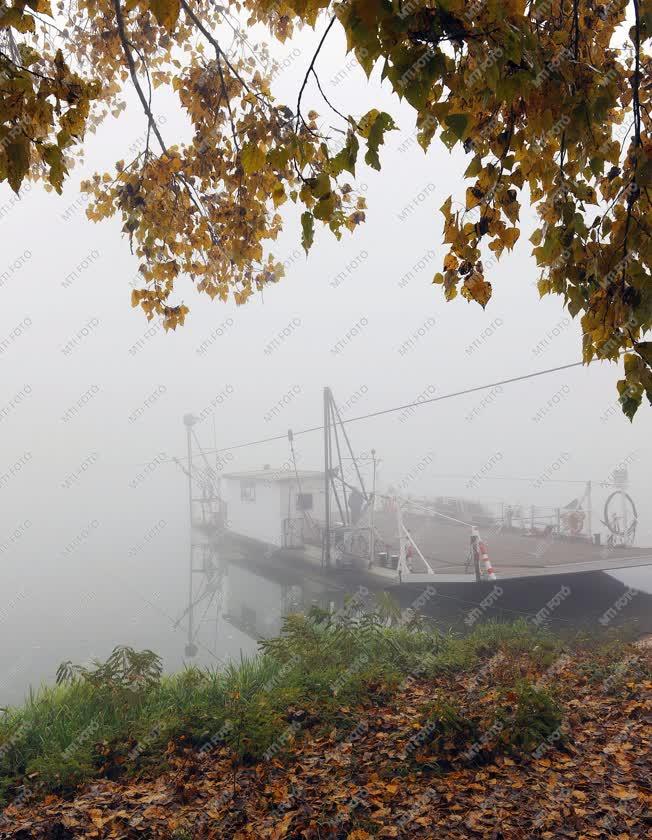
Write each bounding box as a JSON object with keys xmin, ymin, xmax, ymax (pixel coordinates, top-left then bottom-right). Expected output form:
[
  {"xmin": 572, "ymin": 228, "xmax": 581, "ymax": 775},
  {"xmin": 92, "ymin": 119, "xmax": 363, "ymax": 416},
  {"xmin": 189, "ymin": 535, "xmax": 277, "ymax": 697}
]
[
  {"xmin": 466, "ymin": 186, "xmax": 483, "ymax": 211},
  {"xmin": 0, "ymin": 8, "xmax": 36, "ymax": 32},
  {"xmin": 357, "ymin": 109, "xmax": 380, "ymax": 138},
  {"xmin": 6, "ymin": 138, "xmax": 31, "ymax": 194},
  {"xmin": 272, "ymin": 181, "xmax": 286, "ymax": 208},
  {"xmin": 610, "ymin": 786, "xmax": 638, "ymax": 801},
  {"xmin": 241, "ymin": 142, "xmax": 266, "ymax": 175},
  {"xmin": 501, "ymin": 227, "xmax": 520, "ymax": 250},
  {"xmin": 148, "ymin": 0, "xmax": 180, "ymax": 33},
  {"xmin": 461, "ymin": 273, "xmax": 492, "ymax": 307},
  {"xmin": 269, "ymin": 810, "xmax": 295, "ymax": 839}
]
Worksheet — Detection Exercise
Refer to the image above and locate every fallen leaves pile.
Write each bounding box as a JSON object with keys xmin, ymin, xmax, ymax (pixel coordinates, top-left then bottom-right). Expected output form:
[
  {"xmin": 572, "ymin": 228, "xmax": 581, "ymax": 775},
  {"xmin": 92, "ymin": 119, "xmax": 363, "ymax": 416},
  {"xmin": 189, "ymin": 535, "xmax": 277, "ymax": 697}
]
[{"xmin": 1, "ymin": 644, "xmax": 650, "ymax": 839}]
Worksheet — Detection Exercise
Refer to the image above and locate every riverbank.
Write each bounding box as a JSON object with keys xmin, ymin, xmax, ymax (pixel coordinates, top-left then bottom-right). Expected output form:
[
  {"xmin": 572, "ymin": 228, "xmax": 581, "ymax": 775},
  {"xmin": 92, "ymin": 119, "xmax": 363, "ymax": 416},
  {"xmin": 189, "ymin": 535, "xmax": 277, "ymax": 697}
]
[{"xmin": 1, "ymin": 614, "xmax": 650, "ymax": 838}]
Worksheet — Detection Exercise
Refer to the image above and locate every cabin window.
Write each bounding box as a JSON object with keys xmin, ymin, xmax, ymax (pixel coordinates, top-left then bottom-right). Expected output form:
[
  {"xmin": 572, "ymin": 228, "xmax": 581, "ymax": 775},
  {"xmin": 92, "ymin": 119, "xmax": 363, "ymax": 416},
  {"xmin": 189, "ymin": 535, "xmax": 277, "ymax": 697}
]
[
  {"xmin": 240, "ymin": 480, "xmax": 256, "ymax": 502},
  {"xmin": 296, "ymin": 492, "xmax": 313, "ymax": 511}
]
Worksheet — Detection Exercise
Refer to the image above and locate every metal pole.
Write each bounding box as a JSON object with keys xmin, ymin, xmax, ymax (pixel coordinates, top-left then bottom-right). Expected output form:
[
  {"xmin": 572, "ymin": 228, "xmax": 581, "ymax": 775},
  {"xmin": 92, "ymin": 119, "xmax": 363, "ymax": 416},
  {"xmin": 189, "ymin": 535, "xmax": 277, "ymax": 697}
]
[
  {"xmin": 396, "ymin": 500, "xmax": 406, "ymax": 579},
  {"xmin": 329, "ymin": 393, "xmax": 349, "ymax": 524},
  {"xmin": 369, "ymin": 449, "xmax": 376, "ymax": 567},
  {"xmin": 323, "ymin": 387, "xmax": 331, "ymax": 567},
  {"xmin": 186, "ymin": 420, "xmax": 194, "ymax": 649},
  {"xmin": 586, "ymin": 480, "xmax": 592, "ymax": 542},
  {"xmin": 471, "ymin": 526, "xmax": 481, "ymax": 582},
  {"xmin": 621, "ymin": 488, "xmax": 628, "ymax": 541}
]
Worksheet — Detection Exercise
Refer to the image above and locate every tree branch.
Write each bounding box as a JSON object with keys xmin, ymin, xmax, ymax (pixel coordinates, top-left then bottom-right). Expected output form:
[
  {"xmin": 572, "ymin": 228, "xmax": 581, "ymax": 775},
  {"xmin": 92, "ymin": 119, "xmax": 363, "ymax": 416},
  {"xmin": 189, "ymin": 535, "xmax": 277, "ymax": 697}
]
[
  {"xmin": 180, "ymin": 0, "xmax": 271, "ymax": 109},
  {"xmin": 296, "ymin": 16, "xmax": 338, "ymax": 133},
  {"xmin": 111, "ymin": 0, "xmax": 167, "ymax": 155},
  {"xmin": 311, "ymin": 68, "xmax": 348, "ymax": 124}
]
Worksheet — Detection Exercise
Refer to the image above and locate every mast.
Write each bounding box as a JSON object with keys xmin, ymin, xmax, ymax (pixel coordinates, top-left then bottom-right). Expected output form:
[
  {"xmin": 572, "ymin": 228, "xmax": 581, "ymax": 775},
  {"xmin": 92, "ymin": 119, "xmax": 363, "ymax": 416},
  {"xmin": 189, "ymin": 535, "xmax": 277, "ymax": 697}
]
[{"xmin": 323, "ymin": 388, "xmax": 331, "ymax": 567}]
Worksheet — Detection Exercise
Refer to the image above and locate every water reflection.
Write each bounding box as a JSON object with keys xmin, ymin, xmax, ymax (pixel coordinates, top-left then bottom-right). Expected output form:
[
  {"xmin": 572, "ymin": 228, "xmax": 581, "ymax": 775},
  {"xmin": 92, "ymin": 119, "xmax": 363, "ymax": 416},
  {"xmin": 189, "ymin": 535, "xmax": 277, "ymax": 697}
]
[{"xmin": 1, "ymin": 544, "xmax": 650, "ymax": 709}]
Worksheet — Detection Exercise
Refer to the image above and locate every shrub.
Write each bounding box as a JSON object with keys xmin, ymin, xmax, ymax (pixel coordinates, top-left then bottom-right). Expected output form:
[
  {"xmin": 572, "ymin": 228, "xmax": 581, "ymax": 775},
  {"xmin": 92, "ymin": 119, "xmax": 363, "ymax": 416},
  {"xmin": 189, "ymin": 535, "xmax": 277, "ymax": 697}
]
[
  {"xmin": 497, "ymin": 680, "xmax": 562, "ymax": 752},
  {"xmin": 56, "ymin": 646, "xmax": 162, "ymax": 696}
]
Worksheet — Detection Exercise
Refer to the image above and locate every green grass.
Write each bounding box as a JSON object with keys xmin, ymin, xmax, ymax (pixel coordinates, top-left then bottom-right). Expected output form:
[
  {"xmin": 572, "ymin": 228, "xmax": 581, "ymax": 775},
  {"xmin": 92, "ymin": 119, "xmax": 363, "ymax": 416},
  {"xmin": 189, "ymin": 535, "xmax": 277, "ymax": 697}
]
[{"xmin": 0, "ymin": 607, "xmax": 627, "ymax": 804}]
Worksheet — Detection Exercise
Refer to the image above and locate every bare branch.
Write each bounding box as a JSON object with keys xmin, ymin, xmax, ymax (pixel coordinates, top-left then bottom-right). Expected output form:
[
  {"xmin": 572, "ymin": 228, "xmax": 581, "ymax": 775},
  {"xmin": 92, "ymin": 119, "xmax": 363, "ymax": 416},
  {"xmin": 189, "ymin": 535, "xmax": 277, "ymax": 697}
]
[
  {"xmin": 111, "ymin": 0, "xmax": 167, "ymax": 155},
  {"xmin": 296, "ymin": 16, "xmax": 338, "ymax": 133}
]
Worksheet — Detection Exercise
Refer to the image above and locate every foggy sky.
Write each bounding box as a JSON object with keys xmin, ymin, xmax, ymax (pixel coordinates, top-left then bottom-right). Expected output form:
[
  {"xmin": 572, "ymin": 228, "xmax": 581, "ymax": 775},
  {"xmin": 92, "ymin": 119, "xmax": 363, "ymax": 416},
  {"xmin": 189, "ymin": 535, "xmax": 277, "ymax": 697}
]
[{"xmin": 0, "ymin": 19, "xmax": 649, "ymax": 703}]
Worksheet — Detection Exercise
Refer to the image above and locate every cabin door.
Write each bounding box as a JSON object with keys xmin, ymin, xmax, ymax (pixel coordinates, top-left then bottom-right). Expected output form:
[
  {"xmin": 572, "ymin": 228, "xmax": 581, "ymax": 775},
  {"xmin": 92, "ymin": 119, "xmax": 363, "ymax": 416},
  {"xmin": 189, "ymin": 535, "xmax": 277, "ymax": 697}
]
[{"xmin": 283, "ymin": 517, "xmax": 304, "ymax": 548}]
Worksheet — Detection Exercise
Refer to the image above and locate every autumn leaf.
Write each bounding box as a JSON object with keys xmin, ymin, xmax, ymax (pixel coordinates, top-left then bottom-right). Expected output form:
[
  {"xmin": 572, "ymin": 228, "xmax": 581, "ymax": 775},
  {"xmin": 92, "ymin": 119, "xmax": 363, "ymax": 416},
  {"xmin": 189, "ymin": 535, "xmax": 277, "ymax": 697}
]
[
  {"xmin": 501, "ymin": 227, "xmax": 520, "ymax": 250},
  {"xmin": 356, "ymin": 109, "xmax": 381, "ymax": 139},
  {"xmin": 271, "ymin": 181, "xmax": 286, "ymax": 207},
  {"xmin": 609, "ymin": 786, "xmax": 638, "ymax": 800},
  {"xmin": 364, "ymin": 111, "xmax": 396, "ymax": 170},
  {"xmin": 444, "ymin": 113, "xmax": 469, "ymax": 141},
  {"xmin": 466, "ymin": 186, "xmax": 483, "ymax": 211},
  {"xmin": 301, "ymin": 211, "xmax": 314, "ymax": 253},
  {"xmin": 309, "ymin": 172, "xmax": 331, "ymax": 199},
  {"xmin": 240, "ymin": 142, "xmax": 266, "ymax": 174},
  {"xmin": 6, "ymin": 139, "xmax": 31, "ymax": 194},
  {"xmin": 270, "ymin": 811, "xmax": 296, "ymax": 839},
  {"xmin": 148, "ymin": 0, "xmax": 181, "ymax": 33},
  {"xmin": 636, "ymin": 341, "xmax": 652, "ymax": 366},
  {"xmin": 313, "ymin": 193, "xmax": 336, "ymax": 221},
  {"xmin": 329, "ymin": 130, "xmax": 359, "ymax": 176},
  {"xmin": 461, "ymin": 273, "xmax": 492, "ymax": 308},
  {"xmin": 41, "ymin": 144, "xmax": 67, "ymax": 193}
]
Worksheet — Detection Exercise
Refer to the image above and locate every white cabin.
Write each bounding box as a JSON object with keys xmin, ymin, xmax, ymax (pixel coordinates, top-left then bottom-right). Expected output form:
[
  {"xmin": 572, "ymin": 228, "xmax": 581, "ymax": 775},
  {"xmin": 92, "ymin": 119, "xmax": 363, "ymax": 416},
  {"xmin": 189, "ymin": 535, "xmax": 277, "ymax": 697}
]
[{"xmin": 221, "ymin": 468, "xmax": 326, "ymax": 548}]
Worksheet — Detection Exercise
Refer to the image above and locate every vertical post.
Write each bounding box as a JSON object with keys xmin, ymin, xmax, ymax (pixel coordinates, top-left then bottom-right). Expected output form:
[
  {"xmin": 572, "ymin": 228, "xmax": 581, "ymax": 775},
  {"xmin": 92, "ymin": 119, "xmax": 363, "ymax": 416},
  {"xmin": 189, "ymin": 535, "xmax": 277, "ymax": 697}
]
[
  {"xmin": 621, "ymin": 488, "xmax": 628, "ymax": 540},
  {"xmin": 471, "ymin": 526, "xmax": 481, "ymax": 582},
  {"xmin": 369, "ymin": 448, "xmax": 376, "ymax": 568},
  {"xmin": 185, "ymin": 419, "xmax": 194, "ymax": 649},
  {"xmin": 396, "ymin": 499, "xmax": 406, "ymax": 579},
  {"xmin": 323, "ymin": 387, "xmax": 331, "ymax": 568},
  {"xmin": 586, "ymin": 480, "xmax": 592, "ymax": 542}
]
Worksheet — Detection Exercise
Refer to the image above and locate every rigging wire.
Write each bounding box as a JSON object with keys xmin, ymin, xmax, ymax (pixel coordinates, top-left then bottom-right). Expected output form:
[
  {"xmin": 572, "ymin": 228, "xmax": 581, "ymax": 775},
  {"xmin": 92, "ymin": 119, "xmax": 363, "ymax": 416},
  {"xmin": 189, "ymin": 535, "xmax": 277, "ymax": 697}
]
[
  {"xmin": 380, "ymin": 492, "xmax": 474, "ymax": 528},
  {"xmin": 157, "ymin": 355, "xmax": 607, "ymax": 465}
]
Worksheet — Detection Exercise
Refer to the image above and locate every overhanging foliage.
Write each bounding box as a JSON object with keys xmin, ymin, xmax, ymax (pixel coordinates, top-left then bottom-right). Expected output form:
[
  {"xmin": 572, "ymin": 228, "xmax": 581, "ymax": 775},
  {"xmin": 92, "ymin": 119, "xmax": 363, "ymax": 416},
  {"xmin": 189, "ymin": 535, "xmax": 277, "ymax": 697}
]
[{"xmin": 1, "ymin": 1, "xmax": 651, "ymax": 415}]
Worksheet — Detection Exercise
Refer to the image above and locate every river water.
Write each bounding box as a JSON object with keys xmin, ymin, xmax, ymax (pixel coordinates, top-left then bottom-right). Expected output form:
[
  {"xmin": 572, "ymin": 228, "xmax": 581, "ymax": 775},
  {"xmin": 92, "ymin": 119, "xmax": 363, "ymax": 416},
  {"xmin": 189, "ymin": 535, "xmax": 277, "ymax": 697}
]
[{"xmin": 1, "ymin": 537, "xmax": 650, "ymax": 709}]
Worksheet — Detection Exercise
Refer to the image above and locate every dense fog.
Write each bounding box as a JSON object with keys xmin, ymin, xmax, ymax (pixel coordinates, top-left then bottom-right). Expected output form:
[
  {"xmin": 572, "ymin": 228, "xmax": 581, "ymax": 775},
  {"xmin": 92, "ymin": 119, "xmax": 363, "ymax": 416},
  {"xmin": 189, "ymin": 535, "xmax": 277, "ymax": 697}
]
[{"xmin": 1, "ymin": 22, "xmax": 650, "ymax": 708}]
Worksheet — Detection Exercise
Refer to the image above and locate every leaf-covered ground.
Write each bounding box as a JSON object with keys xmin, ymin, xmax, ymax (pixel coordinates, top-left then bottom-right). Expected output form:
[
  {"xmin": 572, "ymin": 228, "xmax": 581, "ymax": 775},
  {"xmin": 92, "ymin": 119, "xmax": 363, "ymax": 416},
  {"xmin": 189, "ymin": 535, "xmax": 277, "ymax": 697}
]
[{"xmin": 1, "ymin": 641, "xmax": 650, "ymax": 840}]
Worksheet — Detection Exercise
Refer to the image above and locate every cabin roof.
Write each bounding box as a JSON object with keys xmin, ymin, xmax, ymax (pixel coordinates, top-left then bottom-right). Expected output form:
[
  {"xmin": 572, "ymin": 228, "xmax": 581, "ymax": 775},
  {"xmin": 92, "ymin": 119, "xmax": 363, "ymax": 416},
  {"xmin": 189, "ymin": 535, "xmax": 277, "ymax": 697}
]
[{"xmin": 222, "ymin": 469, "xmax": 324, "ymax": 483}]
